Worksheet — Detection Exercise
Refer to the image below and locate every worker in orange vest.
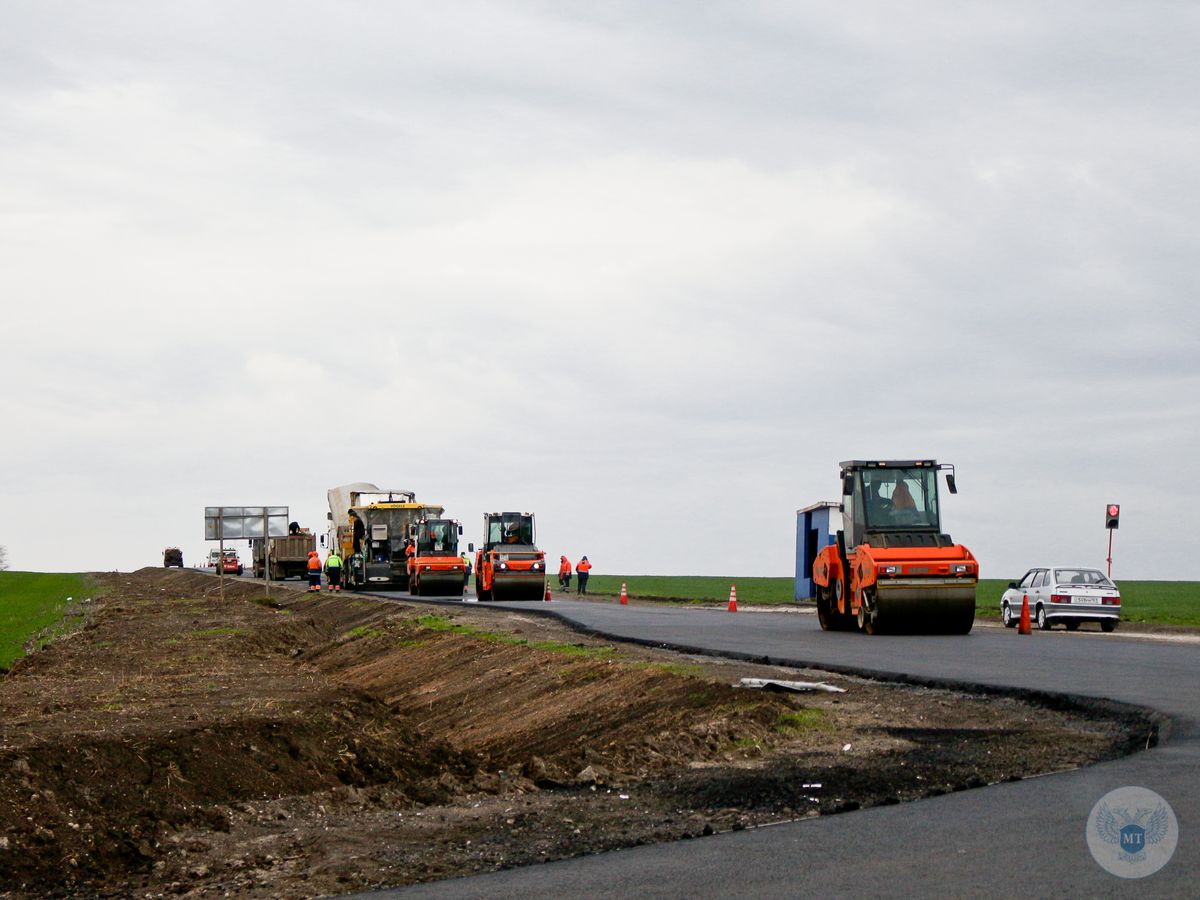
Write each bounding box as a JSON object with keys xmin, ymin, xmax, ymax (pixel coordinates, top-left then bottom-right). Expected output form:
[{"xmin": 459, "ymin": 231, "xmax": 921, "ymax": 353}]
[
  {"xmin": 558, "ymin": 556, "xmax": 572, "ymax": 592},
  {"xmin": 306, "ymin": 550, "xmax": 322, "ymax": 592},
  {"xmin": 575, "ymin": 556, "xmax": 592, "ymax": 594}
]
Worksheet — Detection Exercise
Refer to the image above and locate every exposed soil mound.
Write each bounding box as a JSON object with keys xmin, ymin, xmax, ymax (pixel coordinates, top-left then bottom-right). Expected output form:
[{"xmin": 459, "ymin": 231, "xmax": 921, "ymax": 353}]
[{"xmin": 0, "ymin": 569, "xmax": 1152, "ymax": 898}]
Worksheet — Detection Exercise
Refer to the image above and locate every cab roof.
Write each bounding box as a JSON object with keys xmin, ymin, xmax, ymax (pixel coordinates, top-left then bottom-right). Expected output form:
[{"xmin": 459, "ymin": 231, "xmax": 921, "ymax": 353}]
[{"xmin": 840, "ymin": 460, "xmax": 938, "ymax": 471}]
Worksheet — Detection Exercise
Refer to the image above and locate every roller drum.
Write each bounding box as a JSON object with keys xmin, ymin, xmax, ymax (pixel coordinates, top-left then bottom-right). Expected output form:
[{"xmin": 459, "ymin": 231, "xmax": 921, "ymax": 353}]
[
  {"xmin": 872, "ymin": 580, "xmax": 976, "ymax": 634},
  {"xmin": 415, "ymin": 574, "xmax": 466, "ymax": 598},
  {"xmin": 490, "ymin": 576, "xmax": 547, "ymax": 602}
]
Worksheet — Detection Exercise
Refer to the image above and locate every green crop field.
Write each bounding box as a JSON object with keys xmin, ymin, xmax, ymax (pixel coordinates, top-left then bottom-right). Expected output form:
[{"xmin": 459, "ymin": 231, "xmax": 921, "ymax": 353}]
[
  {"xmin": 0, "ymin": 572, "xmax": 92, "ymax": 668},
  {"xmin": 584, "ymin": 574, "xmax": 1200, "ymax": 626},
  {"xmin": 583, "ymin": 575, "xmax": 794, "ymax": 605}
]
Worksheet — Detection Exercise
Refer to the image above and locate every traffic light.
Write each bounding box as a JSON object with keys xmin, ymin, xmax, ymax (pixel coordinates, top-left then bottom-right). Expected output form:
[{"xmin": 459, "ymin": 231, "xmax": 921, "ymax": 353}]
[{"xmin": 1105, "ymin": 504, "xmax": 1120, "ymax": 529}]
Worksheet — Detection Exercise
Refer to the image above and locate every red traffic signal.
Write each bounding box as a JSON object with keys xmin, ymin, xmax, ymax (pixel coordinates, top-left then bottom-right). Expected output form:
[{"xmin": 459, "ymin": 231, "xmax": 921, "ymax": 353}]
[{"xmin": 1105, "ymin": 504, "xmax": 1120, "ymax": 529}]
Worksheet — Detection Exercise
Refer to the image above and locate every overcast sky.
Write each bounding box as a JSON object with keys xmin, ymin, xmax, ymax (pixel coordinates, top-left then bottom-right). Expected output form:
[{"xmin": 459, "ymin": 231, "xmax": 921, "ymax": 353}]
[{"xmin": 2, "ymin": 1, "xmax": 1197, "ymax": 582}]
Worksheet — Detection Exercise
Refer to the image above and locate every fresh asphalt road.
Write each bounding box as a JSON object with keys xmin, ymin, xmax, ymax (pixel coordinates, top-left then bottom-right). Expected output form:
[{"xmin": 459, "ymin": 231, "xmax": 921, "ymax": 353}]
[{"xmin": 343, "ymin": 592, "xmax": 1198, "ymax": 899}]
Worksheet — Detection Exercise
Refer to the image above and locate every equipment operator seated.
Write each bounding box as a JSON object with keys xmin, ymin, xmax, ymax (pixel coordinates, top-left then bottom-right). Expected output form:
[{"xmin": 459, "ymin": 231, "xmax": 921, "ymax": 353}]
[{"xmin": 892, "ymin": 480, "xmax": 916, "ymax": 511}]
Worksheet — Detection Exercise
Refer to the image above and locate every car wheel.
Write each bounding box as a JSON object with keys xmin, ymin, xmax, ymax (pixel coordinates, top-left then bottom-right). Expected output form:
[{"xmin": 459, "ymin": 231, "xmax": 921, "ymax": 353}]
[
  {"xmin": 1001, "ymin": 603, "xmax": 1014, "ymax": 628},
  {"xmin": 1101, "ymin": 619, "xmax": 1118, "ymax": 633},
  {"xmin": 1064, "ymin": 620, "xmax": 1080, "ymax": 631},
  {"xmin": 1036, "ymin": 606, "xmax": 1050, "ymax": 630}
]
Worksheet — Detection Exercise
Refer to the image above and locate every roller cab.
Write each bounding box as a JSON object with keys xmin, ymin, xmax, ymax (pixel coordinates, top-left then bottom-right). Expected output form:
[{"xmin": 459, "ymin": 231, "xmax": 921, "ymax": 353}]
[{"xmin": 812, "ymin": 460, "xmax": 977, "ymax": 635}]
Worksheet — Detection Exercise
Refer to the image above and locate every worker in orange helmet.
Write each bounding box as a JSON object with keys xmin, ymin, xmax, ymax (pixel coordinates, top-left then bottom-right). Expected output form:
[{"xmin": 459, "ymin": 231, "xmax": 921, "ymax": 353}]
[
  {"xmin": 558, "ymin": 556, "xmax": 572, "ymax": 592},
  {"xmin": 575, "ymin": 556, "xmax": 592, "ymax": 594},
  {"xmin": 306, "ymin": 550, "xmax": 322, "ymax": 592}
]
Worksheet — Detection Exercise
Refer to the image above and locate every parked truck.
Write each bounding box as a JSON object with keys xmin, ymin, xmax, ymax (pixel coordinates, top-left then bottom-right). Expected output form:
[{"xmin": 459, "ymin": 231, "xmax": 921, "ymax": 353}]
[
  {"xmin": 162, "ymin": 547, "xmax": 184, "ymax": 568},
  {"xmin": 251, "ymin": 531, "xmax": 316, "ymax": 580},
  {"xmin": 327, "ymin": 483, "xmax": 443, "ymax": 590},
  {"xmin": 809, "ymin": 460, "xmax": 977, "ymax": 635},
  {"xmin": 473, "ymin": 511, "xmax": 547, "ymax": 601}
]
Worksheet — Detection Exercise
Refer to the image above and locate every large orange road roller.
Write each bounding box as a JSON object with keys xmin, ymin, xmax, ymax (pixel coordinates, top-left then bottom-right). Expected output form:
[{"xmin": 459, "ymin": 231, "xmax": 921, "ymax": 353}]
[
  {"xmin": 407, "ymin": 516, "xmax": 467, "ymax": 597},
  {"xmin": 473, "ymin": 511, "xmax": 547, "ymax": 601},
  {"xmin": 812, "ymin": 460, "xmax": 978, "ymax": 635}
]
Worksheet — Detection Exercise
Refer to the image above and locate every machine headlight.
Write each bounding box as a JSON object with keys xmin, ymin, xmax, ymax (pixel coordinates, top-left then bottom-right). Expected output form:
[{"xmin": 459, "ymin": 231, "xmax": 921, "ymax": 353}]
[
  {"xmin": 499, "ymin": 562, "xmax": 508, "ymax": 570},
  {"xmin": 952, "ymin": 564, "xmax": 970, "ymax": 574},
  {"xmin": 532, "ymin": 562, "xmax": 542, "ymax": 570},
  {"xmin": 880, "ymin": 565, "xmax": 899, "ymax": 575}
]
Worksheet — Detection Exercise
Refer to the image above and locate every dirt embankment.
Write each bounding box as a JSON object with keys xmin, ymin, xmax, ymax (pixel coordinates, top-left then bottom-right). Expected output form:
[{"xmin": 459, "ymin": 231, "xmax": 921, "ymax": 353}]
[{"xmin": 0, "ymin": 569, "xmax": 1154, "ymax": 898}]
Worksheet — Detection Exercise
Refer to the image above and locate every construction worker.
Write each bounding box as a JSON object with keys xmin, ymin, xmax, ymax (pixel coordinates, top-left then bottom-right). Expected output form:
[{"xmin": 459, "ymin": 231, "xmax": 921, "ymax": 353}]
[
  {"xmin": 306, "ymin": 550, "xmax": 322, "ymax": 592},
  {"xmin": 575, "ymin": 556, "xmax": 592, "ymax": 594},
  {"xmin": 558, "ymin": 556, "xmax": 572, "ymax": 591},
  {"xmin": 349, "ymin": 510, "xmax": 365, "ymax": 554},
  {"xmin": 324, "ymin": 549, "xmax": 343, "ymax": 592},
  {"xmin": 461, "ymin": 552, "xmax": 472, "ymax": 587}
]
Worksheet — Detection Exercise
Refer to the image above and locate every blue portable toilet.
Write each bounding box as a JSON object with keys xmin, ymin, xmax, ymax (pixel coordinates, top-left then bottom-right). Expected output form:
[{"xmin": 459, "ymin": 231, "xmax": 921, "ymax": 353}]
[{"xmin": 795, "ymin": 502, "xmax": 839, "ymax": 601}]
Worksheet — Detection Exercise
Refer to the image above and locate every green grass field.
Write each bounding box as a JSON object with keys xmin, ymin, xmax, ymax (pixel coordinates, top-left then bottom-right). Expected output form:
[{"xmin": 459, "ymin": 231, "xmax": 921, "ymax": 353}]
[
  {"xmin": 585, "ymin": 574, "xmax": 1200, "ymax": 626},
  {"xmin": 0, "ymin": 572, "xmax": 92, "ymax": 668},
  {"xmin": 584, "ymin": 575, "xmax": 792, "ymax": 605}
]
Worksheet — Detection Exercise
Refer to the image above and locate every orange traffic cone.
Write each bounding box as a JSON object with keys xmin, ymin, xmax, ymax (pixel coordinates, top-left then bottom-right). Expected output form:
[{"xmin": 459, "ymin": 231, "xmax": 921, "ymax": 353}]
[
  {"xmin": 544, "ymin": 583, "xmax": 552, "ymax": 602},
  {"xmin": 620, "ymin": 583, "xmax": 628, "ymax": 605},
  {"xmin": 1018, "ymin": 592, "xmax": 1032, "ymax": 635},
  {"xmin": 728, "ymin": 584, "xmax": 738, "ymax": 612}
]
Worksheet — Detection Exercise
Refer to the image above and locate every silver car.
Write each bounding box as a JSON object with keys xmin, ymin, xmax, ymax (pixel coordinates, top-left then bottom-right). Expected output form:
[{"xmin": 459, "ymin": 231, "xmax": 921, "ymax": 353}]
[{"xmin": 1001, "ymin": 567, "xmax": 1121, "ymax": 632}]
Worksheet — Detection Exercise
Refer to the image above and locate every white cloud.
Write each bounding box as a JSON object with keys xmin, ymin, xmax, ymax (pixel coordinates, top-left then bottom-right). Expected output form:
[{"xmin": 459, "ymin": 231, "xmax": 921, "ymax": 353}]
[{"xmin": 1, "ymin": 1, "xmax": 1196, "ymax": 580}]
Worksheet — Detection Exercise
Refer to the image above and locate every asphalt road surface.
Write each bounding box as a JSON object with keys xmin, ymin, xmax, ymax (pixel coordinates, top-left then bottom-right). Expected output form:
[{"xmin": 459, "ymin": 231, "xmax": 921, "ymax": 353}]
[{"xmin": 342, "ymin": 593, "xmax": 1197, "ymax": 899}]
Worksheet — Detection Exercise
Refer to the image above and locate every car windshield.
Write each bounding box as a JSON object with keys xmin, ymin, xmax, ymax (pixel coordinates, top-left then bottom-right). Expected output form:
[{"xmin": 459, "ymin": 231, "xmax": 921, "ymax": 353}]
[
  {"xmin": 1054, "ymin": 569, "xmax": 1114, "ymax": 587},
  {"xmin": 861, "ymin": 467, "xmax": 939, "ymax": 530}
]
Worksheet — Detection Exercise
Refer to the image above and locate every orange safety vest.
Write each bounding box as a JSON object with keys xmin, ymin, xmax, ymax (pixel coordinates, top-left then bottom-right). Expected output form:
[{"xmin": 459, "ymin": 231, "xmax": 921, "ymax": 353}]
[
  {"xmin": 307, "ymin": 554, "xmax": 321, "ymax": 572},
  {"xmin": 559, "ymin": 557, "xmax": 571, "ymax": 576},
  {"xmin": 576, "ymin": 559, "xmax": 591, "ymax": 574}
]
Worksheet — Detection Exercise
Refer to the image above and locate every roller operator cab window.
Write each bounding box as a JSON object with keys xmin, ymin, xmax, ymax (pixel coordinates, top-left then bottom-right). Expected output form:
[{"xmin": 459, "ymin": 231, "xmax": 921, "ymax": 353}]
[
  {"xmin": 418, "ymin": 523, "xmax": 458, "ymax": 555},
  {"xmin": 861, "ymin": 467, "xmax": 940, "ymax": 530},
  {"xmin": 489, "ymin": 515, "xmax": 533, "ymax": 546}
]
